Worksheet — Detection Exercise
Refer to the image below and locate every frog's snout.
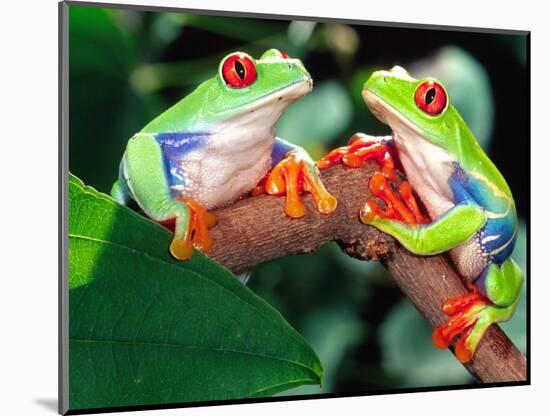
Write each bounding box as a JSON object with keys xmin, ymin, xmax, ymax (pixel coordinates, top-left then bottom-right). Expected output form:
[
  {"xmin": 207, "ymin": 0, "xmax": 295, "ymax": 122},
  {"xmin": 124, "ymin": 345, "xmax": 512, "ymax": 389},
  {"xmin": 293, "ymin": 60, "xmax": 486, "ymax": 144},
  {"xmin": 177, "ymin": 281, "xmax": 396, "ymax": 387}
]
[
  {"xmin": 294, "ymin": 65, "xmax": 313, "ymax": 93},
  {"xmin": 293, "ymin": 60, "xmax": 312, "ymax": 83}
]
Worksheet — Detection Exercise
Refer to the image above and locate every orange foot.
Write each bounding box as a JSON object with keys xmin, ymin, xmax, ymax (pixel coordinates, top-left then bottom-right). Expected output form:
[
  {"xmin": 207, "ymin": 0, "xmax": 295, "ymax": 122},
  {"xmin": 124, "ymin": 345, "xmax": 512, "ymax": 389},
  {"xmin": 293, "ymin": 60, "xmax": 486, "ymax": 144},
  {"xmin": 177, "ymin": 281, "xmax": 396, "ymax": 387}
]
[
  {"xmin": 168, "ymin": 198, "xmax": 218, "ymax": 260},
  {"xmin": 359, "ymin": 172, "xmax": 429, "ymax": 225},
  {"xmin": 432, "ymin": 287, "xmax": 491, "ymax": 363},
  {"xmin": 317, "ymin": 133, "xmax": 398, "ymax": 180},
  {"xmin": 262, "ymin": 152, "xmax": 337, "ymax": 218}
]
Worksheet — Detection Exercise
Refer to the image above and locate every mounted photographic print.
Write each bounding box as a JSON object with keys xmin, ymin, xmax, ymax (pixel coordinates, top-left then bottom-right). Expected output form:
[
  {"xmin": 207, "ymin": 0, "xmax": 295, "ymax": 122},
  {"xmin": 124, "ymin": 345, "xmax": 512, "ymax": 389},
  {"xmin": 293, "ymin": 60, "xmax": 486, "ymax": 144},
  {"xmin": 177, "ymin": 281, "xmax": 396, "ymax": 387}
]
[{"xmin": 59, "ymin": 1, "xmax": 530, "ymax": 414}]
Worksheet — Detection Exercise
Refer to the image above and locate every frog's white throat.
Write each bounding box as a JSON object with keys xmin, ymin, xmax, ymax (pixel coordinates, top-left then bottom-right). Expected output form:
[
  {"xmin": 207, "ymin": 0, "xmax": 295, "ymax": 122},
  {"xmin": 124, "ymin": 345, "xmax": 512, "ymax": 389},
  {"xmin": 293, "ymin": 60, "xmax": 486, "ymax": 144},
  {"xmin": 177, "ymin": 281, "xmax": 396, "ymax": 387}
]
[
  {"xmin": 362, "ymin": 89, "xmax": 456, "ymax": 218},
  {"xmin": 175, "ymin": 78, "xmax": 312, "ymax": 210},
  {"xmin": 213, "ymin": 78, "xmax": 312, "ymax": 149}
]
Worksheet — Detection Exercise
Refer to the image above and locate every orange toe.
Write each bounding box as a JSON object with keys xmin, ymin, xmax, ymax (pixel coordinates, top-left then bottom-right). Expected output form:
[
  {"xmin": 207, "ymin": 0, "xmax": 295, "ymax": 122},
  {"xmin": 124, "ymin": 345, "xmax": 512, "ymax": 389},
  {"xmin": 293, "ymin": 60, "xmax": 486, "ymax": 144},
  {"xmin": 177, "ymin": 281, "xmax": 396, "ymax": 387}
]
[
  {"xmin": 169, "ymin": 239, "xmax": 194, "ymax": 260},
  {"xmin": 398, "ymin": 181, "xmax": 430, "ymax": 224},
  {"xmin": 432, "ymin": 289, "xmax": 490, "ymax": 362},
  {"xmin": 266, "ymin": 152, "xmax": 337, "ymax": 218},
  {"xmin": 368, "ymin": 172, "xmax": 417, "ymax": 224},
  {"xmin": 359, "ymin": 199, "xmax": 381, "ymax": 223},
  {"xmin": 175, "ymin": 197, "xmax": 218, "ymax": 253},
  {"xmin": 454, "ymin": 329, "xmax": 475, "ymax": 363},
  {"xmin": 442, "ymin": 289, "xmax": 487, "ymax": 316},
  {"xmin": 317, "ymin": 135, "xmax": 398, "ymax": 182}
]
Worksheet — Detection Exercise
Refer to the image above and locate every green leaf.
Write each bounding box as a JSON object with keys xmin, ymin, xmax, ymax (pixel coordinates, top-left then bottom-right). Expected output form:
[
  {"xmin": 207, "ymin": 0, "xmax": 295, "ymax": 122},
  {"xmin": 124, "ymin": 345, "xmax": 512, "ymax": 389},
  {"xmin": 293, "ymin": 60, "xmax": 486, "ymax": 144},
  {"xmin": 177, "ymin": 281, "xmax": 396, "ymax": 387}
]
[{"xmin": 68, "ymin": 174, "xmax": 322, "ymax": 410}]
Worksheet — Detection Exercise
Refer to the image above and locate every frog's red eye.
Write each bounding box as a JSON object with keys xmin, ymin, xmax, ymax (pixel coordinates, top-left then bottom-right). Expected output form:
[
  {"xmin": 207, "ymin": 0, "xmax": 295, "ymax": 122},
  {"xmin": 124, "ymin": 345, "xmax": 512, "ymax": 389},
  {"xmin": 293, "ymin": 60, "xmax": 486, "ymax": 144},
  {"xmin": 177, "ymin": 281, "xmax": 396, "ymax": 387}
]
[
  {"xmin": 221, "ymin": 53, "xmax": 257, "ymax": 88},
  {"xmin": 280, "ymin": 51, "xmax": 289, "ymax": 59},
  {"xmin": 414, "ymin": 80, "xmax": 447, "ymax": 115}
]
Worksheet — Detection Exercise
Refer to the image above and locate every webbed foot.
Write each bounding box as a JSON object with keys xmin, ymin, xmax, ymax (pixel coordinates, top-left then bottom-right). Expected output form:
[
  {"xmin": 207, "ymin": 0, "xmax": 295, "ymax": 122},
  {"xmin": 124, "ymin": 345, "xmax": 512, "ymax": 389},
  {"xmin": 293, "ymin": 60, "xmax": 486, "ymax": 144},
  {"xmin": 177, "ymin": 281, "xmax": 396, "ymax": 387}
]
[
  {"xmin": 433, "ymin": 259, "xmax": 522, "ymax": 363},
  {"xmin": 168, "ymin": 198, "xmax": 217, "ymax": 260},
  {"xmin": 318, "ymin": 133, "xmax": 428, "ymax": 225},
  {"xmin": 264, "ymin": 152, "xmax": 337, "ymax": 218},
  {"xmin": 359, "ymin": 172, "xmax": 429, "ymax": 226},
  {"xmin": 432, "ymin": 287, "xmax": 491, "ymax": 363},
  {"xmin": 317, "ymin": 133, "xmax": 397, "ymax": 180}
]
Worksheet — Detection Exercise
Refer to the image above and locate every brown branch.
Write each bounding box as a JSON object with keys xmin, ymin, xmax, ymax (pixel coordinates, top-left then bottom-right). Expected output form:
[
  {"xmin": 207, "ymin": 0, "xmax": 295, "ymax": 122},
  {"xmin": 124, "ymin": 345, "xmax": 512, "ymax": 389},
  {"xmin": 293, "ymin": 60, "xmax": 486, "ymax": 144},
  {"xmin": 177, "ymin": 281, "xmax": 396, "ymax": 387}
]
[{"xmin": 208, "ymin": 162, "xmax": 526, "ymax": 384}]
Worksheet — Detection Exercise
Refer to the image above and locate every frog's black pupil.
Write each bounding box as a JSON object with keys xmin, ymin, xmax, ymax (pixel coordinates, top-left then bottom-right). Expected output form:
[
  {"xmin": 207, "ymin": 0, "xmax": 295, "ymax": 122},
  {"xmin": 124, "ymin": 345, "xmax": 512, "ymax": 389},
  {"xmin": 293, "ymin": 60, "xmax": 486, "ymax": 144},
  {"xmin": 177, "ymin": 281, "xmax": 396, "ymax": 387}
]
[
  {"xmin": 235, "ymin": 60, "xmax": 246, "ymax": 80},
  {"xmin": 425, "ymin": 88, "xmax": 436, "ymax": 106}
]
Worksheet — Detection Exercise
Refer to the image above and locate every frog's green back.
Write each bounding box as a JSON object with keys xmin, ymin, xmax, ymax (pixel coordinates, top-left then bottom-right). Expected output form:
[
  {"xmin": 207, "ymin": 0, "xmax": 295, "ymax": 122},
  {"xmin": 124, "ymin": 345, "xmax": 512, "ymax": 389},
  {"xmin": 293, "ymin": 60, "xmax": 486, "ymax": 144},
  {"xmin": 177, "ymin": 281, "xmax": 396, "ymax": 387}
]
[
  {"xmin": 140, "ymin": 80, "xmax": 219, "ymax": 134},
  {"xmin": 444, "ymin": 105, "xmax": 513, "ymax": 200}
]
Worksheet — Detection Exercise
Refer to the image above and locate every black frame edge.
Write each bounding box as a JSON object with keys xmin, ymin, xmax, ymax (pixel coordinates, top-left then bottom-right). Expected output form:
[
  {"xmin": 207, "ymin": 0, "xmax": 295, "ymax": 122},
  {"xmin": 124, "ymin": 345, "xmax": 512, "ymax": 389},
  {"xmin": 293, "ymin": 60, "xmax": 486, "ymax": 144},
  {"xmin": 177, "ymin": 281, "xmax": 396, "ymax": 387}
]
[{"xmin": 59, "ymin": 1, "xmax": 70, "ymax": 415}]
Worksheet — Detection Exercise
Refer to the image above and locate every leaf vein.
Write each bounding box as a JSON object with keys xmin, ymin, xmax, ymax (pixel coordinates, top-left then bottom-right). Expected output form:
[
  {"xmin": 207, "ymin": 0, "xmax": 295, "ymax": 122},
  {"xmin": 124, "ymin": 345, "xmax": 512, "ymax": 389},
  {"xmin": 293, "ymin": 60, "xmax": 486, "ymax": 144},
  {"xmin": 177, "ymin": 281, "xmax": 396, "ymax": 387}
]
[{"xmin": 71, "ymin": 338, "xmax": 319, "ymax": 378}]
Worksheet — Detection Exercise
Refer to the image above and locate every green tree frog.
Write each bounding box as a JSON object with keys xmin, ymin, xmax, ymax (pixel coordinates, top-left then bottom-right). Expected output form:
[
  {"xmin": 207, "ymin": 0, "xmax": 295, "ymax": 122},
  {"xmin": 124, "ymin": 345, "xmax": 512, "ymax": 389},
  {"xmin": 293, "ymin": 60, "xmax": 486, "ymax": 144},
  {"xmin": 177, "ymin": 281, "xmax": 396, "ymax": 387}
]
[
  {"xmin": 111, "ymin": 49, "xmax": 337, "ymax": 260},
  {"xmin": 319, "ymin": 66, "xmax": 523, "ymax": 363}
]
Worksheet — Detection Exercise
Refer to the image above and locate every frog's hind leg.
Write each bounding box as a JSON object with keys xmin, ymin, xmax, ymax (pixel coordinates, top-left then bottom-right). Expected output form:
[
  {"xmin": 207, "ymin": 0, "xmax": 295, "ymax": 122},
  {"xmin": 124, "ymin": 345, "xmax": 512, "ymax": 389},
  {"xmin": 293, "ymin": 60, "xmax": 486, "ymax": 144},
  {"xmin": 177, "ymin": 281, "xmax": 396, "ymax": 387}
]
[
  {"xmin": 123, "ymin": 133, "xmax": 198, "ymax": 260},
  {"xmin": 111, "ymin": 178, "xmax": 130, "ymax": 205},
  {"xmin": 111, "ymin": 158, "xmax": 132, "ymax": 205},
  {"xmin": 432, "ymin": 259, "xmax": 523, "ymax": 363}
]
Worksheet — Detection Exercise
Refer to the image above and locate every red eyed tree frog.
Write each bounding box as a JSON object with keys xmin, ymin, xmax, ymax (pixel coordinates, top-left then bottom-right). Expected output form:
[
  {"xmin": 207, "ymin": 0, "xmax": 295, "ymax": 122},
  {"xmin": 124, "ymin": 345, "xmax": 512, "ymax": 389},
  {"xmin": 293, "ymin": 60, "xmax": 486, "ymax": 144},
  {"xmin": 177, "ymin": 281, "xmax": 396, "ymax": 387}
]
[
  {"xmin": 111, "ymin": 49, "xmax": 337, "ymax": 260},
  {"xmin": 319, "ymin": 66, "xmax": 523, "ymax": 363}
]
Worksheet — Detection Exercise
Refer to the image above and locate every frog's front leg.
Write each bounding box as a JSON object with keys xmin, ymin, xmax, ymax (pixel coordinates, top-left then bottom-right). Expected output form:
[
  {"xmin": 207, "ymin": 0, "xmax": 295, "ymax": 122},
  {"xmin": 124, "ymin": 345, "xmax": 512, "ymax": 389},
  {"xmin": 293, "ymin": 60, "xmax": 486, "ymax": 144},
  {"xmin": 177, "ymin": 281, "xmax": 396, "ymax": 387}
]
[
  {"xmin": 317, "ymin": 133, "xmax": 429, "ymax": 224},
  {"xmin": 262, "ymin": 137, "xmax": 337, "ymax": 218},
  {"xmin": 118, "ymin": 133, "xmax": 216, "ymax": 260},
  {"xmin": 360, "ymin": 196, "xmax": 487, "ymax": 255},
  {"xmin": 317, "ymin": 133, "xmax": 397, "ymax": 180}
]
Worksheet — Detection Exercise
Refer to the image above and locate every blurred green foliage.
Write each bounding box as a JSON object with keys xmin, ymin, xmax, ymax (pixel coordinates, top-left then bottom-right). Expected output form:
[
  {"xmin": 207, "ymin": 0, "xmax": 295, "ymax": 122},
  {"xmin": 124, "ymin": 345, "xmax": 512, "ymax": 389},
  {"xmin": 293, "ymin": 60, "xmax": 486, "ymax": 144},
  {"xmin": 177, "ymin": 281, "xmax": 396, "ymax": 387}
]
[{"xmin": 69, "ymin": 5, "xmax": 528, "ymax": 395}]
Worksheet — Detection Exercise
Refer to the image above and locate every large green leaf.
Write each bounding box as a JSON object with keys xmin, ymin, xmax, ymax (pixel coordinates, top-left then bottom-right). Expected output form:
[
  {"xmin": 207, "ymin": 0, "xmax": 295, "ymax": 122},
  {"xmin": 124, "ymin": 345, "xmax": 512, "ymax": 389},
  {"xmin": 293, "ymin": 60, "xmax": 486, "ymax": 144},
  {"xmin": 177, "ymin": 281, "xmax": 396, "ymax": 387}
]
[{"xmin": 68, "ymin": 174, "xmax": 322, "ymax": 410}]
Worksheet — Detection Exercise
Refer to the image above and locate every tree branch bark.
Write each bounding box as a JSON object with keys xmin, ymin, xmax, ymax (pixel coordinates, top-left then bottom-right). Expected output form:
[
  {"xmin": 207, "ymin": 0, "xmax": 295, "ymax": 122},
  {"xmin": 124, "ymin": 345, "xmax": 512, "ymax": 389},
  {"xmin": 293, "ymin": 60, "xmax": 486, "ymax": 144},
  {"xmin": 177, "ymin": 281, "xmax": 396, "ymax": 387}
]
[{"xmin": 208, "ymin": 162, "xmax": 527, "ymax": 384}]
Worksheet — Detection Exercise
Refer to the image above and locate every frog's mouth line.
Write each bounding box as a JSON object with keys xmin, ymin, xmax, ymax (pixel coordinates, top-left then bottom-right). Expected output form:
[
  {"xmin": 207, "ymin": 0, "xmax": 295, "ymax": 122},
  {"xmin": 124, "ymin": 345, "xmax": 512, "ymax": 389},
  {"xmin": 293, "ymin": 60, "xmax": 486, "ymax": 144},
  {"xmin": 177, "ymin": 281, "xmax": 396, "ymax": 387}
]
[
  {"xmin": 212, "ymin": 77, "xmax": 312, "ymax": 137},
  {"xmin": 241, "ymin": 77, "xmax": 313, "ymax": 114},
  {"xmin": 363, "ymin": 88, "xmax": 457, "ymax": 151}
]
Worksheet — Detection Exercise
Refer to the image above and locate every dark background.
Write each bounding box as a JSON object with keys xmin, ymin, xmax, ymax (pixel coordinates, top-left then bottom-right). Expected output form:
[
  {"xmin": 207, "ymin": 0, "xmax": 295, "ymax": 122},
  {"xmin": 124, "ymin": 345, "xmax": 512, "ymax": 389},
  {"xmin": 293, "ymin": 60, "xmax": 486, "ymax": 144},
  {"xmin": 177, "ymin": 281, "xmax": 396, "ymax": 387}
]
[{"xmin": 69, "ymin": 5, "xmax": 528, "ymax": 394}]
